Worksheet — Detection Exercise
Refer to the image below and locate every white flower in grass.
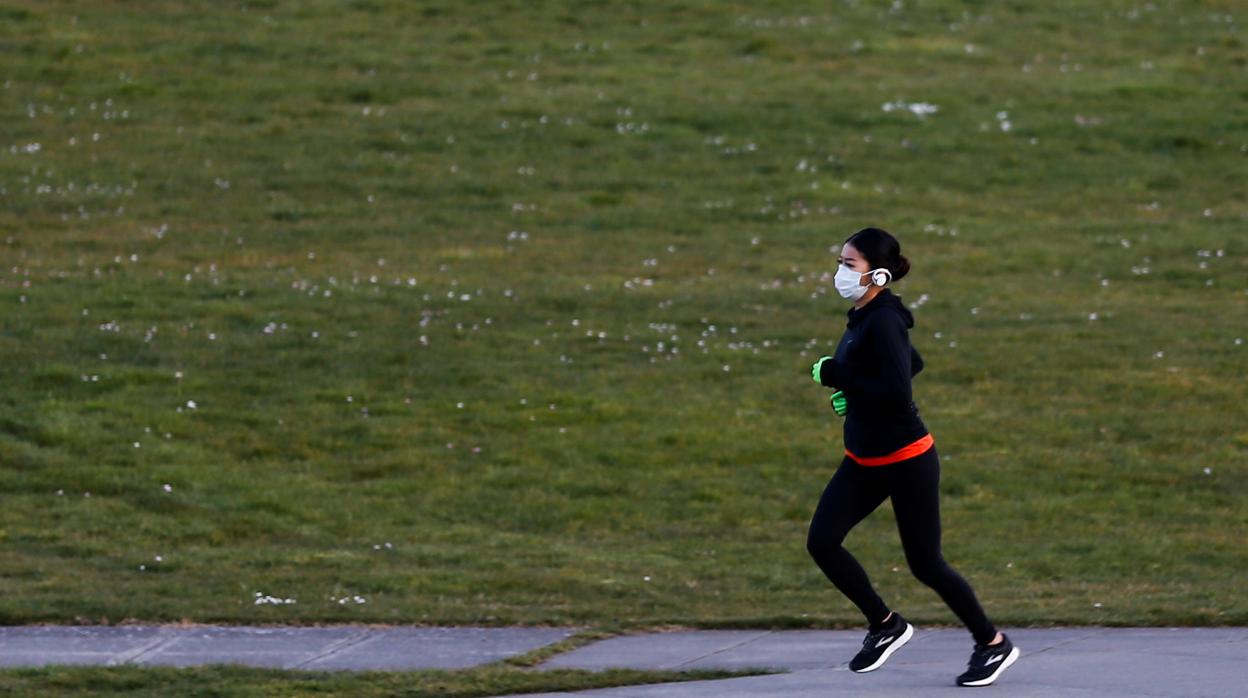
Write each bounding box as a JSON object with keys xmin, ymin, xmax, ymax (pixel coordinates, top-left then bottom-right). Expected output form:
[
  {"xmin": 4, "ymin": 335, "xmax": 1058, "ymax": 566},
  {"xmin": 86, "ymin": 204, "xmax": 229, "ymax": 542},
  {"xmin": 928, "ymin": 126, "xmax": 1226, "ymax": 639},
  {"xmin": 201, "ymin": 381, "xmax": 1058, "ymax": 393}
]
[{"xmin": 254, "ymin": 592, "xmax": 296, "ymax": 606}]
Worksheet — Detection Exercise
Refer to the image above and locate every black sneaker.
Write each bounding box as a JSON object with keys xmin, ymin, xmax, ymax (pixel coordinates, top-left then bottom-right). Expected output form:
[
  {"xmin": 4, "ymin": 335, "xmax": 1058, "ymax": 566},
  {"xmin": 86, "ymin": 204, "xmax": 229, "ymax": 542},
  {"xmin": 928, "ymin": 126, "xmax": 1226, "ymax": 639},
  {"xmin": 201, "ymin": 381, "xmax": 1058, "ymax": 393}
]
[
  {"xmin": 849, "ymin": 612, "xmax": 914, "ymax": 673},
  {"xmin": 956, "ymin": 633, "xmax": 1020, "ymax": 687}
]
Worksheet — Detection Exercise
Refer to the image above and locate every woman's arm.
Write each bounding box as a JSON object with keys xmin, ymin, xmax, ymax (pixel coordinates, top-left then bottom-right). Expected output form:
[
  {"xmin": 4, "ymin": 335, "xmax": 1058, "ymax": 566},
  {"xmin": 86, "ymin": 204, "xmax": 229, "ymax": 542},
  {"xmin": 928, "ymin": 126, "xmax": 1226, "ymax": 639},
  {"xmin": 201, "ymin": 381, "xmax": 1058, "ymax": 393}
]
[{"xmin": 828, "ymin": 311, "xmax": 914, "ymax": 410}]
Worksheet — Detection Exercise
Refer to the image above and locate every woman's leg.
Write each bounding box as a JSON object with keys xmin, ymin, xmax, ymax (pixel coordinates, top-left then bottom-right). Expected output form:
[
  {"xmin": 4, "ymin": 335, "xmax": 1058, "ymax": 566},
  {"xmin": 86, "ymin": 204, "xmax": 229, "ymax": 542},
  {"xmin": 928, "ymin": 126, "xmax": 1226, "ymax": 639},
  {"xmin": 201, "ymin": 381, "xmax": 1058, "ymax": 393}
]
[
  {"xmin": 807, "ymin": 456, "xmax": 892, "ymax": 625},
  {"xmin": 888, "ymin": 447, "xmax": 998, "ymax": 645}
]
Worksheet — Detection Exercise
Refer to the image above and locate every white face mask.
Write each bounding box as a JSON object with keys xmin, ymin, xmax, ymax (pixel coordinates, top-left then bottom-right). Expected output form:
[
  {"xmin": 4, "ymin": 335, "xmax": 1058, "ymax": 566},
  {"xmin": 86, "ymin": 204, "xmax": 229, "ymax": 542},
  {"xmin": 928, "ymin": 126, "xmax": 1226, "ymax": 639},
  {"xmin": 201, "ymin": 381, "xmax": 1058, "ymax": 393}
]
[{"xmin": 834, "ymin": 264, "xmax": 869, "ymax": 301}]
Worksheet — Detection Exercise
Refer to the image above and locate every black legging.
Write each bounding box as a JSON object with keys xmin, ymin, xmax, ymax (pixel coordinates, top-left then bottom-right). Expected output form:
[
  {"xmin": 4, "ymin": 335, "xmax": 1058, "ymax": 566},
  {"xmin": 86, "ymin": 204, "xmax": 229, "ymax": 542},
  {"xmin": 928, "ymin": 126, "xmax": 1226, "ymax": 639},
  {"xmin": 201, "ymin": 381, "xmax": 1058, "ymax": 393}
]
[{"xmin": 806, "ymin": 446, "xmax": 997, "ymax": 645}]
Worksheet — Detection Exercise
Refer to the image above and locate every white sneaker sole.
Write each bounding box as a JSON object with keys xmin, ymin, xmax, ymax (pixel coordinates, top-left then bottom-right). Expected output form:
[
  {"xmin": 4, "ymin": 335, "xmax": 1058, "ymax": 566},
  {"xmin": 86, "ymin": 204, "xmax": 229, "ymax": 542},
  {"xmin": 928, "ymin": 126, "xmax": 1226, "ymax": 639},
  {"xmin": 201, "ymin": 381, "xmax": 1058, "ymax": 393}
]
[
  {"xmin": 852, "ymin": 623, "xmax": 914, "ymax": 673},
  {"xmin": 959, "ymin": 645, "xmax": 1020, "ymax": 687}
]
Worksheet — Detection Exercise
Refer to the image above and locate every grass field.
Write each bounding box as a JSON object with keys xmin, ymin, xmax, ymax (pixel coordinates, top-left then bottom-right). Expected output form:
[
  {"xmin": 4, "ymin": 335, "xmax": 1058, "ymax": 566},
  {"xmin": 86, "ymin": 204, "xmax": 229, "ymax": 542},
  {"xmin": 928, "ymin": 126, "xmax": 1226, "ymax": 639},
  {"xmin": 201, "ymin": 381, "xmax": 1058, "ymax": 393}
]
[
  {"xmin": 0, "ymin": 664, "xmax": 757, "ymax": 698},
  {"xmin": 2, "ymin": 0, "xmax": 1246, "ymax": 656}
]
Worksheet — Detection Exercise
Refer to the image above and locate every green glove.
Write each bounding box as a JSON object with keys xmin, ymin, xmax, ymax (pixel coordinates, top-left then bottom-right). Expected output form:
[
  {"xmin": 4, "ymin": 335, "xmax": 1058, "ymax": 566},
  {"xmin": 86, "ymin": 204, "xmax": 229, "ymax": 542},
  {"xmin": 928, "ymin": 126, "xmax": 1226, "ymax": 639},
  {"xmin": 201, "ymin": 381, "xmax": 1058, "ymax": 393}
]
[
  {"xmin": 830, "ymin": 390, "xmax": 847, "ymax": 417},
  {"xmin": 811, "ymin": 356, "xmax": 833, "ymax": 384}
]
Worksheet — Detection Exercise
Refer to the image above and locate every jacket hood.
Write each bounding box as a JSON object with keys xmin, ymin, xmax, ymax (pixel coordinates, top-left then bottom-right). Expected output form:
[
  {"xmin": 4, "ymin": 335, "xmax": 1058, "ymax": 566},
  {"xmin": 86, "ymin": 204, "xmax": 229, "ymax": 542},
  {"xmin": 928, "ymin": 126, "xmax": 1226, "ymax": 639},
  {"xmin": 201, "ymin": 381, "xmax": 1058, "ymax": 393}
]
[{"xmin": 846, "ymin": 289, "xmax": 914, "ymax": 329}]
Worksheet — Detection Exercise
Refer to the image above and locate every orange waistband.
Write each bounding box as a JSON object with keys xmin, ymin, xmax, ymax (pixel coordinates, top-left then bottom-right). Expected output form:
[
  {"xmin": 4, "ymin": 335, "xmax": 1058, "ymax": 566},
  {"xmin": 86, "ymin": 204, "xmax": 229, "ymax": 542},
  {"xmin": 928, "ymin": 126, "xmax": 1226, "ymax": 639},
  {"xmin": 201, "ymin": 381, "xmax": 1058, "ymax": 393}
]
[{"xmin": 846, "ymin": 433, "xmax": 934, "ymax": 467}]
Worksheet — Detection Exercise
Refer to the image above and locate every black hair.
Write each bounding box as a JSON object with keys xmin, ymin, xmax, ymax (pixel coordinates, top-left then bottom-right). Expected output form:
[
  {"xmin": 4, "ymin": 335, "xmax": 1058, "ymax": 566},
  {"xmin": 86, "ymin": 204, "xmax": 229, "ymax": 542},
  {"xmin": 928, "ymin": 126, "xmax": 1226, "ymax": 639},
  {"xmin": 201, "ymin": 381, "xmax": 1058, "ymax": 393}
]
[{"xmin": 844, "ymin": 227, "xmax": 910, "ymax": 282}]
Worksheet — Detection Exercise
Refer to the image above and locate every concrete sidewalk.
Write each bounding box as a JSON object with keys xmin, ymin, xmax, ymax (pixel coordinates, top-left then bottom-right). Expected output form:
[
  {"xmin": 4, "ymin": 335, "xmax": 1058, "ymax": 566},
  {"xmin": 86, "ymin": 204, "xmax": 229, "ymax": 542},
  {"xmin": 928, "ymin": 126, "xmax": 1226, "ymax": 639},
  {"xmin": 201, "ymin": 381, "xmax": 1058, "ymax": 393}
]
[
  {"xmin": 0, "ymin": 625, "xmax": 1243, "ymax": 697},
  {"xmin": 0, "ymin": 625, "xmax": 575, "ymax": 671},
  {"xmin": 525, "ymin": 626, "xmax": 1248, "ymax": 697}
]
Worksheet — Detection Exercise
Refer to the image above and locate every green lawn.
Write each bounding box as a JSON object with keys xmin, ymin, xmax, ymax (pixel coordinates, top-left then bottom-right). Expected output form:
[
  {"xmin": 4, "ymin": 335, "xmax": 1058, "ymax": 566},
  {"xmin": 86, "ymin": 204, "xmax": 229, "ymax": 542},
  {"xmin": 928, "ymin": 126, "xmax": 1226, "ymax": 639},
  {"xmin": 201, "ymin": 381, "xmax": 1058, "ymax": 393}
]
[
  {"xmin": 0, "ymin": 664, "xmax": 758, "ymax": 698},
  {"xmin": 1, "ymin": 0, "xmax": 1245, "ymax": 648}
]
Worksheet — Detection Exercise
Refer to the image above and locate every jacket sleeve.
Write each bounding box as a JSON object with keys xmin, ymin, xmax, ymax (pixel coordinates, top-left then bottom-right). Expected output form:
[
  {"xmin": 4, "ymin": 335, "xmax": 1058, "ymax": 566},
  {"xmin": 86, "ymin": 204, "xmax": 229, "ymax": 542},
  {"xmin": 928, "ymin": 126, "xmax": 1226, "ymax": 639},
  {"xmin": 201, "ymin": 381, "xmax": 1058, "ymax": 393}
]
[
  {"xmin": 832, "ymin": 311, "xmax": 914, "ymax": 410},
  {"xmin": 818, "ymin": 357, "xmax": 839, "ymax": 388}
]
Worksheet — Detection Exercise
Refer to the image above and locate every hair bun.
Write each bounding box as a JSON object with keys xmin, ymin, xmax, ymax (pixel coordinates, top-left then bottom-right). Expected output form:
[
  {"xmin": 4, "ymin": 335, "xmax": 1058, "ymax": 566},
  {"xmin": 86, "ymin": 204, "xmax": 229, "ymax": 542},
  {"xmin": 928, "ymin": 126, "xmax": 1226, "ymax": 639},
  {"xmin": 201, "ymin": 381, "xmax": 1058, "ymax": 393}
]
[
  {"xmin": 844, "ymin": 227, "xmax": 910, "ymax": 282},
  {"xmin": 893, "ymin": 254, "xmax": 911, "ymax": 282}
]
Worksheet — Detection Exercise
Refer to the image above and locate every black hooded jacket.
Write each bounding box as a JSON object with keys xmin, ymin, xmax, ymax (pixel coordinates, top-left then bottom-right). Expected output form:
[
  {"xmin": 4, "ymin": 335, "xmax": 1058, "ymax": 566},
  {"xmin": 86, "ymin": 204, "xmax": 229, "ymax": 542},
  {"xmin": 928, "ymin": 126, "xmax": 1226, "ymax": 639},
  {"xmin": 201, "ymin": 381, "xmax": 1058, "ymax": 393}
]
[{"xmin": 817, "ymin": 289, "xmax": 929, "ymax": 458}]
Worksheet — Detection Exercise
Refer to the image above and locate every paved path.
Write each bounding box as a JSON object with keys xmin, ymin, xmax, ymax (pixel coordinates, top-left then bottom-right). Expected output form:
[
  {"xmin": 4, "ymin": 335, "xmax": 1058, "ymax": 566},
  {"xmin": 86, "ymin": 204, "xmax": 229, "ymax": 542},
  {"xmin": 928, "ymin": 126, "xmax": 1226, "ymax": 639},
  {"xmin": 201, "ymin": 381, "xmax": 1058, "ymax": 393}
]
[
  {"xmin": 1, "ymin": 625, "xmax": 1243, "ymax": 697},
  {"xmin": 525, "ymin": 627, "xmax": 1248, "ymax": 697},
  {"xmin": 0, "ymin": 625, "xmax": 574, "ymax": 671}
]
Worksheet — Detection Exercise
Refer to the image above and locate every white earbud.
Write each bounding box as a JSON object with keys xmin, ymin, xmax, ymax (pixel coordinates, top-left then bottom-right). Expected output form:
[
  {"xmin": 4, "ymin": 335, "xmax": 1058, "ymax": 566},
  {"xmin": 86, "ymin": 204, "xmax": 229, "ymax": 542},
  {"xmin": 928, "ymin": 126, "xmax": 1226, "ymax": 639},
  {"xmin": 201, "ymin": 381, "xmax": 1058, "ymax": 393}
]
[{"xmin": 870, "ymin": 268, "xmax": 892, "ymax": 287}]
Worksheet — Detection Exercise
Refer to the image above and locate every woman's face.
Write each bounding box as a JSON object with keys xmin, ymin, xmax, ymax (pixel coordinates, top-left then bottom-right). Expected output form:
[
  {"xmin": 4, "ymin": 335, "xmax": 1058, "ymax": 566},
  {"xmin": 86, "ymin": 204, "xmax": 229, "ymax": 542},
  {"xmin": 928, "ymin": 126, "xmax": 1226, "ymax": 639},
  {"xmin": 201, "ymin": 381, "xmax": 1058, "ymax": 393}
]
[{"xmin": 838, "ymin": 242, "xmax": 872, "ymax": 284}]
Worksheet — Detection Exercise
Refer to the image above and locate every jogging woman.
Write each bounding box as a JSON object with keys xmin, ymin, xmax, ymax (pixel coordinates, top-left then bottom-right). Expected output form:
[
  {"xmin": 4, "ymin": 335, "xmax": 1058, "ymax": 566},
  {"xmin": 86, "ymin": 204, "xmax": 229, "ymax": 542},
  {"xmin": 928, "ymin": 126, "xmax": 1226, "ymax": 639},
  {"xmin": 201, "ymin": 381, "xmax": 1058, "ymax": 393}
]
[{"xmin": 806, "ymin": 227, "xmax": 1019, "ymax": 687}]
